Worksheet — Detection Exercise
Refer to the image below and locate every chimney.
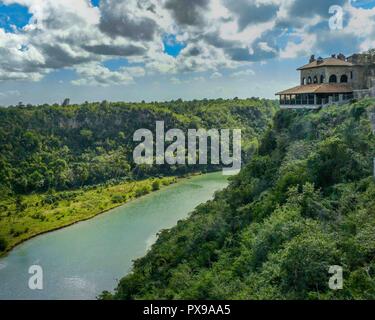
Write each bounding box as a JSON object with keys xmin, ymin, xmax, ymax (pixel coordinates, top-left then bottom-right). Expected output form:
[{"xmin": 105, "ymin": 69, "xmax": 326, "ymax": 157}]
[
  {"xmin": 309, "ymin": 54, "xmax": 316, "ymax": 63},
  {"xmin": 337, "ymin": 53, "xmax": 346, "ymax": 61}
]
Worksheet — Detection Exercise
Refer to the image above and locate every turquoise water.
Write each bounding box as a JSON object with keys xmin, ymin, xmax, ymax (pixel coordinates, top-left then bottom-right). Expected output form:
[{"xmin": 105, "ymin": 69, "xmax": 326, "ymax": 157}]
[{"xmin": 0, "ymin": 173, "xmax": 228, "ymax": 300}]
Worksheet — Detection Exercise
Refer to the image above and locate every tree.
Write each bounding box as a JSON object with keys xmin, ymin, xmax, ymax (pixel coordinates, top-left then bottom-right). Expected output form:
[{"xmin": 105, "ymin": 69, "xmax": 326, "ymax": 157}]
[
  {"xmin": 62, "ymin": 98, "xmax": 70, "ymax": 106},
  {"xmin": 307, "ymin": 136, "xmax": 367, "ymax": 189},
  {"xmin": 29, "ymin": 171, "xmax": 45, "ymax": 190}
]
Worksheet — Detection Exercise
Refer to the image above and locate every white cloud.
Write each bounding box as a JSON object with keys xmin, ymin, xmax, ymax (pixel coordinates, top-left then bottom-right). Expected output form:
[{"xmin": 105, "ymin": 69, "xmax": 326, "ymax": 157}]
[
  {"xmin": 170, "ymin": 75, "xmax": 206, "ymax": 85},
  {"xmin": 280, "ymin": 33, "xmax": 317, "ymax": 59},
  {"xmin": 0, "ymin": 0, "xmax": 373, "ymax": 85},
  {"xmin": 210, "ymin": 71, "xmax": 223, "ymax": 79},
  {"xmin": 72, "ymin": 63, "xmax": 135, "ymax": 86},
  {"xmin": 230, "ymin": 68, "xmax": 255, "ymax": 78}
]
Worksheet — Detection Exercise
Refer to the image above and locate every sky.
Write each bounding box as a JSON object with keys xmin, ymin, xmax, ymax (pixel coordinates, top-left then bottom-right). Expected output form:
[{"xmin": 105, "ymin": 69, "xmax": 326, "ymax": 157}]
[{"xmin": 0, "ymin": 0, "xmax": 374, "ymax": 106}]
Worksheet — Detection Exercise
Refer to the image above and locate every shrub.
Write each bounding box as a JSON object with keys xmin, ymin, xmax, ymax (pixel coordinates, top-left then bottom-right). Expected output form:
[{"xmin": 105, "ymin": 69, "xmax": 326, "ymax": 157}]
[
  {"xmin": 135, "ymin": 185, "xmax": 152, "ymax": 197},
  {"xmin": 111, "ymin": 195, "xmax": 126, "ymax": 204},
  {"xmin": 152, "ymin": 180, "xmax": 161, "ymax": 191},
  {"xmin": 0, "ymin": 236, "xmax": 7, "ymax": 252}
]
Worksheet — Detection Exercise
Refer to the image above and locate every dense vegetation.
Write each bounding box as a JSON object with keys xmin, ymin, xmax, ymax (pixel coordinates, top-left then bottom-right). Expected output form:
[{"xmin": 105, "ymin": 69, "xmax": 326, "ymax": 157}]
[
  {"xmin": 0, "ymin": 98, "xmax": 276, "ymax": 254},
  {"xmin": 107, "ymin": 99, "xmax": 375, "ymax": 300},
  {"xmin": 0, "ymin": 98, "xmax": 276, "ymax": 195}
]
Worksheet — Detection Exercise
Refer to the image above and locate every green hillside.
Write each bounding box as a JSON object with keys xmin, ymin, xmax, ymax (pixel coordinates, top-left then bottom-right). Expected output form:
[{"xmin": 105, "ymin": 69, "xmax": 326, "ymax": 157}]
[
  {"xmin": 0, "ymin": 98, "xmax": 276, "ymax": 195},
  {"xmin": 108, "ymin": 98, "xmax": 375, "ymax": 300},
  {"xmin": 0, "ymin": 98, "xmax": 277, "ymax": 255}
]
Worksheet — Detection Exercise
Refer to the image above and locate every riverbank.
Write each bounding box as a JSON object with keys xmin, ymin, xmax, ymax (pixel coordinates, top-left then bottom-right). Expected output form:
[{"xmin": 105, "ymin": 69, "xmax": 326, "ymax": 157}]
[
  {"xmin": 0, "ymin": 172, "xmax": 228, "ymax": 299},
  {"xmin": 0, "ymin": 173, "xmax": 202, "ymax": 257}
]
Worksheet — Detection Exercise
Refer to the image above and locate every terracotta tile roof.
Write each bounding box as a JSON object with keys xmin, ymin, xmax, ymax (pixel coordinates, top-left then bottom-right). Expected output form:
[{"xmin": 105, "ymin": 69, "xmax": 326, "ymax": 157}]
[
  {"xmin": 276, "ymin": 83, "xmax": 353, "ymax": 95},
  {"xmin": 298, "ymin": 58, "xmax": 353, "ymax": 70}
]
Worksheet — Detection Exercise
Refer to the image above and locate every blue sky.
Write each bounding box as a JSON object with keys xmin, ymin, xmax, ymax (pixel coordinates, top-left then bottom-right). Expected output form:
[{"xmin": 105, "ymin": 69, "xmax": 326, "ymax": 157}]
[
  {"xmin": 163, "ymin": 34, "xmax": 186, "ymax": 57},
  {"xmin": 0, "ymin": 3, "xmax": 31, "ymax": 32},
  {"xmin": 351, "ymin": 0, "xmax": 375, "ymax": 9},
  {"xmin": 91, "ymin": 0, "xmax": 100, "ymax": 7},
  {"xmin": 0, "ymin": 0, "xmax": 374, "ymax": 105}
]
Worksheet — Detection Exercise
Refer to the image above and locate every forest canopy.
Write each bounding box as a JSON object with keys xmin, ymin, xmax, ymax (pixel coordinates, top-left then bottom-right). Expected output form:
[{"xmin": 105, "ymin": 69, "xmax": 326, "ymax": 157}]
[
  {"xmin": 0, "ymin": 98, "xmax": 277, "ymax": 196},
  {"xmin": 106, "ymin": 98, "xmax": 375, "ymax": 300}
]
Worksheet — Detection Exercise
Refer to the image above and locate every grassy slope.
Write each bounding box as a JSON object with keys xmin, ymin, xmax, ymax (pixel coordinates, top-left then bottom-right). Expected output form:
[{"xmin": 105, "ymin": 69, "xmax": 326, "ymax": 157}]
[
  {"xmin": 0, "ymin": 176, "xmax": 177, "ymax": 255},
  {"xmin": 109, "ymin": 99, "xmax": 375, "ymax": 300}
]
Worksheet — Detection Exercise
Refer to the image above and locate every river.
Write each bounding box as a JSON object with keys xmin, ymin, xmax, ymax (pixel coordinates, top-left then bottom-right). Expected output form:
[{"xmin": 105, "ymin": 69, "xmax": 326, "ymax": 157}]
[{"xmin": 0, "ymin": 172, "xmax": 228, "ymax": 300}]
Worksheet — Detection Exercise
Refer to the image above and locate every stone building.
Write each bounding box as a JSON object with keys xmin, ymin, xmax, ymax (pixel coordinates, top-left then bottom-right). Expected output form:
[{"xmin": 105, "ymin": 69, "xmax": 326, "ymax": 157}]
[{"xmin": 276, "ymin": 51, "xmax": 375, "ymax": 109}]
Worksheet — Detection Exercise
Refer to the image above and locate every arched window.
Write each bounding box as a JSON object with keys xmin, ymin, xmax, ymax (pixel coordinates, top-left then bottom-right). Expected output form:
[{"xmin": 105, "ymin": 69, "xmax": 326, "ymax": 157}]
[
  {"xmin": 302, "ymin": 77, "xmax": 306, "ymax": 85},
  {"xmin": 329, "ymin": 75, "xmax": 337, "ymax": 83},
  {"xmin": 308, "ymin": 76, "xmax": 312, "ymax": 84},
  {"xmin": 340, "ymin": 74, "xmax": 348, "ymax": 83},
  {"xmin": 313, "ymin": 76, "xmax": 318, "ymax": 84},
  {"xmin": 320, "ymin": 75, "xmax": 325, "ymax": 83}
]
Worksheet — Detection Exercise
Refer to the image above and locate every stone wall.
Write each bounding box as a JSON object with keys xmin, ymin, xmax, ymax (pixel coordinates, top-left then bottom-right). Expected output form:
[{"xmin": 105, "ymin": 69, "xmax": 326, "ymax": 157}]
[
  {"xmin": 349, "ymin": 53, "xmax": 375, "ymax": 91},
  {"xmin": 300, "ymin": 66, "xmax": 354, "ymax": 85},
  {"xmin": 348, "ymin": 53, "xmax": 375, "ymax": 65}
]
